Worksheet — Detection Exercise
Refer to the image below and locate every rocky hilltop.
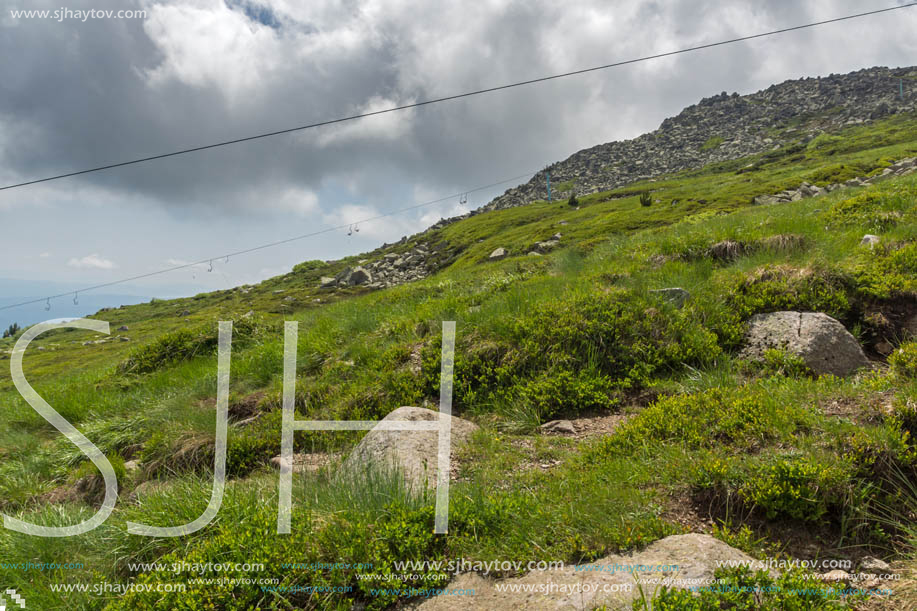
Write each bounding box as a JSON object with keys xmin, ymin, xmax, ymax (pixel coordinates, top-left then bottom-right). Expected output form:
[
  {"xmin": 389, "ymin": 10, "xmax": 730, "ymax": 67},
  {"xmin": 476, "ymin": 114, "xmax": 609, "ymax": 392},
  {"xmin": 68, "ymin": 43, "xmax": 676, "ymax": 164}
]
[
  {"xmin": 482, "ymin": 65, "xmax": 917, "ymax": 211},
  {"xmin": 319, "ymin": 65, "xmax": 917, "ymax": 292}
]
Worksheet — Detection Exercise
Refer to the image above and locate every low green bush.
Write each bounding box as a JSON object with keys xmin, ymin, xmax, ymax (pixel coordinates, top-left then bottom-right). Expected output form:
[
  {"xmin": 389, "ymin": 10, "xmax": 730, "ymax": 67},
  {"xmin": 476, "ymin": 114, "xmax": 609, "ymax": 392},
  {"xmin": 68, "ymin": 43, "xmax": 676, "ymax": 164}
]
[
  {"xmin": 889, "ymin": 342, "xmax": 917, "ymax": 379},
  {"xmin": 117, "ymin": 317, "xmax": 263, "ymax": 375},
  {"xmin": 691, "ymin": 451, "xmax": 856, "ymax": 524},
  {"xmin": 727, "ymin": 264, "xmax": 853, "ymax": 321},
  {"xmin": 854, "ymin": 242, "xmax": 917, "ymax": 298},
  {"xmin": 736, "ymin": 457, "xmax": 849, "ymax": 522},
  {"xmin": 824, "ymin": 190, "xmax": 904, "ymax": 232},
  {"xmin": 639, "ymin": 565, "xmax": 862, "ymax": 610},
  {"xmin": 592, "ymin": 386, "xmax": 815, "ymax": 456}
]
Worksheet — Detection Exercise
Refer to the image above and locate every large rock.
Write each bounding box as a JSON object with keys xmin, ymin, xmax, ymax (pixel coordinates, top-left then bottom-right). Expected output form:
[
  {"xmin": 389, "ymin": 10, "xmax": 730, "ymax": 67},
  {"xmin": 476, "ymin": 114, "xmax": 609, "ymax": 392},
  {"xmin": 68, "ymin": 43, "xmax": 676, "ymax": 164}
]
[
  {"xmin": 740, "ymin": 311, "xmax": 870, "ymax": 376},
  {"xmin": 347, "ymin": 266, "xmax": 373, "ymax": 286},
  {"xmin": 343, "ymin": 406, "xmax": 478, "ymax": 490},
  {"xmin": 412, "ymin": 534, "xmax": 764, "ymax": 610}
]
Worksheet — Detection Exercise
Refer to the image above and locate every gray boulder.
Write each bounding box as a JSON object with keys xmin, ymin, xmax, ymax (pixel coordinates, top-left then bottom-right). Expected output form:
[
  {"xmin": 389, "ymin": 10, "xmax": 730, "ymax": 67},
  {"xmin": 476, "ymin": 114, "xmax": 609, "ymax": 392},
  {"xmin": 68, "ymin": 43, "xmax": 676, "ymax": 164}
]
[
  {"xmin": 348, "ymin": 266, "xmax": 372, "ymax": 286},
  {"xmin": 343, "ymin": 406, "xmax": 478, "ymax": 490},
  {"xmin": 860, "ymin": 234, "xmax": 881, "ymax": 247},
  {"xmin": 413, "ymin": 533, "xmax": 764, "ymax": 610},
  {"xmin": 740, "ymin": 311, "xmax": 870, "ymax": 376}
]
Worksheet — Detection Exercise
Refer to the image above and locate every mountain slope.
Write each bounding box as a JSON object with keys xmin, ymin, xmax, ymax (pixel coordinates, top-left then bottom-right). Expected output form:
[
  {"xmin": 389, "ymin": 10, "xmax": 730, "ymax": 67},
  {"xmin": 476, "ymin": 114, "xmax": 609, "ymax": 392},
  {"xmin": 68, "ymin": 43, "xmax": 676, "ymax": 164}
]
[
  {"xmin": 484, "ymin": 65, "xmax": 917, "ymax": 211},
  {"xmin": 0, "ymin": 66, "xmax": 917, "ymax": 610}
]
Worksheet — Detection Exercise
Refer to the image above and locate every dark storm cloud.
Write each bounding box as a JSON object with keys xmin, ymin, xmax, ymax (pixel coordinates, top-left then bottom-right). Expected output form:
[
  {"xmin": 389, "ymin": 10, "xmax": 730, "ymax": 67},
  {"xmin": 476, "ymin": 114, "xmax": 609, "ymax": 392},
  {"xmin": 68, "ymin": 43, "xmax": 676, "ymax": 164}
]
[{"xmin": 1, "ymin": 0, "xmax": 915, "ymax": 215}]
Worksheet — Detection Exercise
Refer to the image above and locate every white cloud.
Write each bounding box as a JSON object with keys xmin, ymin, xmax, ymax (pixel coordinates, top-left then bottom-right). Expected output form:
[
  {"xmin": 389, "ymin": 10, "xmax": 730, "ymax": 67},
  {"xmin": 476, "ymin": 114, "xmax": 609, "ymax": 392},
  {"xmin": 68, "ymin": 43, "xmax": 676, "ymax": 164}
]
[{"xmin": 67, "ymin": 254, "xmax": 117, "ymax": 269}]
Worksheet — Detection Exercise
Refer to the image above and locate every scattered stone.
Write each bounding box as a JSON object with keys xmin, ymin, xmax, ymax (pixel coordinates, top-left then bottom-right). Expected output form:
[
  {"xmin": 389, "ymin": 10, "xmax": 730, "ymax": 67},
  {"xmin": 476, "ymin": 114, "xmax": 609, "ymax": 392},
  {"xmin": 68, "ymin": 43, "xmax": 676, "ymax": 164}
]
[
  {"xmin": 119, "ymin": 336, "xmax": 130, "ymax": 342},
  {"xmin": 241, "ymin": 310, "xmax": 254, "ymax": 319},
  {"xmin": 117, "ymin": 325, "xmax": 129, "ymax": 331},
  {"xmin": 527, "ymin": 251, "xmax": 542, "ymax": 256},
  {"xmin": 859, "ymin": 556, "xmax": 891, "ymax": 572},
  {"xmin": 269, "ymin": 453, "xmax": 331, "ymax": 474},
  {"xmin": 272, "ymin": 290, "xmax": 285, "ymax": 295},
  {"xmin": 875, "ymin": 341, "xmax": 895, "ymax": 356},
  {"xmin": 650, "ymin": 287, "xmax": 691, "ymax": 308},
  {"xmin": 740, "ymin": 311, "xmax": 871, "ymax": 377},
  {"xmin": 124, "ymin": 460, "xmax": 140, "ymax": 474},
  {"xmin": 539, "ymin": 420, "xmax": 576, "ymax": 435},
  {"xmin": 179, "ymin": 310, "xmax": 191, "ymax": 317},
  {"xmin": 861, "ymin": 234, "xmax": 881, "ymax": 247},
  {"xmin": 532, "ymin": 240, "xmax": 559, "ymax": 253},
  {"xmin": 319, "ymin": 276, "xmax": 336, "ymax": 288},
  {"xmin": 489, "ymin": 248, "xmax": 507, "ymax": 260},
  {"xmin": 342, "ymin": 406, "xmax": 478, "ymax": 490}
]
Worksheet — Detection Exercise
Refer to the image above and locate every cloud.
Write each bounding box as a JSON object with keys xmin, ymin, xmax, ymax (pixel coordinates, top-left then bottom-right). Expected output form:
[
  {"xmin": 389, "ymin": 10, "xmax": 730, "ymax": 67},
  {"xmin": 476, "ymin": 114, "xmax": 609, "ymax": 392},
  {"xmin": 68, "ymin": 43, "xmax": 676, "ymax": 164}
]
[
  {"xmin": 1, "ymin": 0, "xmax": 915, "ymax": 226},
  {"xmin": 67, "ymin": 254, "xmax": 117, "ymax": 269}
]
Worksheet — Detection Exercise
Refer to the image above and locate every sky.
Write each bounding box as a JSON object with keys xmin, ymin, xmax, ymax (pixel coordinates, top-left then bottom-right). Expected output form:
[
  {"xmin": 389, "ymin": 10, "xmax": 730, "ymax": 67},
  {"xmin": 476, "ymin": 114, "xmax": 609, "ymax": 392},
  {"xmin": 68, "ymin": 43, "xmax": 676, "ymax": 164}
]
[{"xmin": 1, "ymin": 0, "xmax": 916, "ymax": 329}]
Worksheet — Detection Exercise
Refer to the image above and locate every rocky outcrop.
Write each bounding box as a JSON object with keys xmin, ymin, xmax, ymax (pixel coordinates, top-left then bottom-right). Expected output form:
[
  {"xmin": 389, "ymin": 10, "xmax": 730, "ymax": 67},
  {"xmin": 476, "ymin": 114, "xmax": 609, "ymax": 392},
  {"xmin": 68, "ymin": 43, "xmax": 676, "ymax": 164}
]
[
  {"xmin": 483, "ymin": 67, "xmax": 917, "ymax": 212},
  {"xmin": 412, "ymin": 533, "xmax": 764, "ymax": 610},
  {"xmin": 342, "ymin": 406, "xmax": 478, "ymax": 490},
  {"xmin": 320, "ymin": 244, "xmax": 433, "ymax": 289},
  {"xmin": 740, "ymin": 311, "xmax": 871, "ymax": 376},
  {"xmin": 752, "ymin": 157, "xmax": 917, "ymax": 205},
  {"xmin": 314, "ymin": 69, "xmax": 917, "ymax": 294}
]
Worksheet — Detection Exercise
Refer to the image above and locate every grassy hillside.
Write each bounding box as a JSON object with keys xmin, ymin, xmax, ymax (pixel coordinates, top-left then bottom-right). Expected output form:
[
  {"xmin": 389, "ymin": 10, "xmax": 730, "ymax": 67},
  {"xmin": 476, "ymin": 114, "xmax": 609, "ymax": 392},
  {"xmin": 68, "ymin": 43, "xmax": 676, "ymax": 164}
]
[{"xmin": 1, "ymin": 112, "xmax": 917, "ymax": 609}]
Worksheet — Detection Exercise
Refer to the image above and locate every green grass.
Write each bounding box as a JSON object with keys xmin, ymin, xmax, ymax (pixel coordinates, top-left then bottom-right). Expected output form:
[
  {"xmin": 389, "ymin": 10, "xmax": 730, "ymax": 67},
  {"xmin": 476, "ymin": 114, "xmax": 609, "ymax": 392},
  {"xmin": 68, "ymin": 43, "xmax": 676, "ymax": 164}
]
[{"xmin": 1, "ymin": 111, "xmax": 916, "ymax": 609}]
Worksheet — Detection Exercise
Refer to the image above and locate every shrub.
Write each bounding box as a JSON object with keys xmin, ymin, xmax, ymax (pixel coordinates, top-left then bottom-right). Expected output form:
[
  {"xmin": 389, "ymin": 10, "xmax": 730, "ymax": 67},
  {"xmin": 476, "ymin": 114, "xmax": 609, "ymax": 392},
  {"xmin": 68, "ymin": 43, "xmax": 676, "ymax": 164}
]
[
  {"xmin": 737, "ymin": 457, "xmax": 849, "ymax": 522},
  {"xmin": 757, "ymin": 348, "xmax": 813, "ymax": 378},
  {"xmin": 824, "ymin": 190, "xmax": 904, "ymax": 232},
  {"xmin": 889, "ymin": 342, "xmax": 917, "ymax": 379},
  {"xmin": 727, "ymin": 264, "xmax": 853, "ymax": 321},
  {"xmin": 514, "ymin": 367, "xmax": 618, "ymax": 420},
  {"xmin": 2, "ymin": 323, "xmax": 20, "ymax": 339},
  {"xmin": 292, "ymin": 259, "xmax": 326, "ymax": 274},
  {"xmin": 806, "ymin": 162, "xmax": 866, "ymax": 186},
  {"xmin": 639, "ymin": 191, "xmax": 652, "ymax": 207},
  {"xmin": 692, "ymin": 453, "xmax": 851, "ymax": 523},
  {"xmin": 117, "ymin": 317, "xmax": 263, "ymax": 375},
  {"xmin": 854, "ymin": 242, "xmax": 917, "ymax": 298},
  {"xmin": 593, "ymin": 386, "xmax": 814, "ymax": 456},
  {"xmin": 512, "ymin": 290, "xmax": 721, "ymax": 391},
  {"xmin": 700, "ymin": 135, "xmax": 723, "ymax": 151},
  {"xmin": 639, "ymin": 565, "xmax": 863, "ymax": 610},
  {"xmin": 567, "ymin": 193, "xmax": 579, "ymax": 207},
  {"xmin": 422, "ymin": 290, "xmax": 721, "ymax": 418}
]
